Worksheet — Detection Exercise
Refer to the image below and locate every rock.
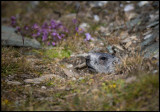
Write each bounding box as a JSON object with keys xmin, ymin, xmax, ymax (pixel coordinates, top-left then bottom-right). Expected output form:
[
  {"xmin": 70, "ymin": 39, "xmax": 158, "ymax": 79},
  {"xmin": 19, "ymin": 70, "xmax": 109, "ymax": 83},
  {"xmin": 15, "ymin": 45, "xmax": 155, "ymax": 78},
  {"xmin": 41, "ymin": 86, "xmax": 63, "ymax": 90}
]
[
  {"xmin": 138, "ymin": 1, "xmax": 149, "ymax": 7},
  {"xmin": 106, "ymin": 45, "xmax": 114, "ymax": 54},
  {"xmin": 7, "ymin": 75, "xmax": 15, "ymax": 80},
  {"xmin": 99, "ymin": 26, "xmax": 107, "ymax": 33},
  {"xmin": 120, "ymin": 4, "xmax": 124, "ymax": 7},
  {"xmin": 79, "ymin": 77, "xmax": 84, "ymax": 80},
  {"xmin": 113, "ymin": 44, "xmax": 124, "ymax": 51},
  {"xmin": 144, "ymin": 34, "xmax": 152, "ymax": 40},
  {"xmin": 71, "ymin": 77, "xmax": 76, "ymax": 81},
  {"xmin": 125, "ymin": 76, "xmax": 137, "ymax": 83},
  {"xmin": 61, "ymin": 13, "xmax": 76, "ymax": 20},
  {"xmin": 121, "ymin": 38, "xmax": 131, "ymax": 43},
  {"xmin": 66, "ymin": 64, "xmax": 73, "ymax": 68},
  {"xmin": 62, "ymin": 68, "xmax": 78, "ymax": 78},
  {"xmin": 149, "ymin": 14, "xmax": 159, "ymax": 21},
  {"xmin": 41, "ymin": 86, "xmax": 47, "ymax": 89},
  {"xmin": 7, "ymin": 80, "xmax": 22, "ymax": 85},
  {"xmin": 119, "ymin": 31, "xmax": 129, "ymax": 39},
  {"xmin": 37, "ymin": 97, "xmax": 54, "ymax": 101},
  {"xmin": 28, "ymin": 1, "xmax": 39, "ymax": 12},
  {"xmin": 79, "ymin": 23, "xmax": 90, "ymax": 31},
  {"xmin": 124, "ymin": 41, "xmax": 132, "ymax": 49},
  {"xmin": 93, "ymin": 15, "xmax": 100, "ymax": 22},
  {"xmin": 141, "ymin": 31, "xmax": 158, "ymax": 49},
  {"xmin": 126, "ymin": 1, "xmax": 131, "ymax": 3},
  {"xmin": 125, "ymin": 12, "xmax": 138, "ymax": 20},
  {"xmin": 124, "ymin": 4, "xmax": 134, "ymax": 12},
  {"xmin": 152, "ymin": 70, "xmax": 158, "ymax": 74},
  {"xmin": 143, "ymin": 42, "xmax": 159, "ymax": 58},
  {"xmin": 2, "ymin": 25, "xmax": 41, "ymax": 48},
  {"xmin": 24, "ymin": 74, "xmax": 59, "ymax": 84},
  {"xmin": 126, "ymin": 17, "xmax": 141, "ymax": 29},
  {"xmin": 89, "ymin": 1, "xmax": 108, "ymax": 8},
  {"xmin": 147, "ymin": 21, "xmax": 159, "ymax": 28},
  {"xmin": 25, "ymin": 84, "xmax": 31, "ymax": 87}
]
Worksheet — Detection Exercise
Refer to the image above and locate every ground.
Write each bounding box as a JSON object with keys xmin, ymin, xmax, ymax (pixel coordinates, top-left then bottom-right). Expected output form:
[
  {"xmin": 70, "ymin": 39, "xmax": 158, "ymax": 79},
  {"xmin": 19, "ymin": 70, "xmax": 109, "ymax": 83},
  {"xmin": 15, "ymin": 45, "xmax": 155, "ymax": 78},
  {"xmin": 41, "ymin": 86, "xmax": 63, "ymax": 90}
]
[{"xmin": 1, "ymin": 1, "xmax": 159, "ymax": 111}]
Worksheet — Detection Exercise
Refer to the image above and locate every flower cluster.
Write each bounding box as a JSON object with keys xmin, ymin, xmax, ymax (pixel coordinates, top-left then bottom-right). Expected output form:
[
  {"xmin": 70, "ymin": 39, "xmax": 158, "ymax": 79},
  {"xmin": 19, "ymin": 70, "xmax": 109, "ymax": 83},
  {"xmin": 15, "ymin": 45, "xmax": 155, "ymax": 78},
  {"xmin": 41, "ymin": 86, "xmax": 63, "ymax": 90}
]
[
  {"xmin": 11, "ymin": 16, "xmax": 93, "ymax": 46},
  {"xmin": 31, "ymin": 20, "xmax": 69, "ymax": 46}
]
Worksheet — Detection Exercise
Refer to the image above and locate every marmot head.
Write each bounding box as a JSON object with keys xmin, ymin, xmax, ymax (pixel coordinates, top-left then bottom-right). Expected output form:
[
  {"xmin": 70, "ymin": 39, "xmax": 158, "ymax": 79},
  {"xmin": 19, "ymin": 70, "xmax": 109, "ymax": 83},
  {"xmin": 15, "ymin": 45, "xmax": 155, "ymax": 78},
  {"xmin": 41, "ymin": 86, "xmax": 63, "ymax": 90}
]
[{"xmin": 86, "ymin": 53, "xmax": 120, "ymax": 73}]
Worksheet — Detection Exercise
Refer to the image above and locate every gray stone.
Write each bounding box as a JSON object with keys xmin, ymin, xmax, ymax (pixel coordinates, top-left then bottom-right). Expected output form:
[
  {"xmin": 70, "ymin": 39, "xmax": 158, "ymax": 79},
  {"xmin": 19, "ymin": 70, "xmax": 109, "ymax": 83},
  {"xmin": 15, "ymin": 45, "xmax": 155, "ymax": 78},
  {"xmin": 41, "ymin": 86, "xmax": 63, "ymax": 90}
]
[
  {"xmin": 106, "ymin": 45, "xmax": 114, "ymax": 54},
  {"xmin": 125, "ymin": 76, "xmax": 137, "ymax": 83},
  {"xmin": 93, "ymin": 15, "xmax": 100, "ymax": 22},
  {"xmin": 60, "ymin": 13, "xmax": 76, "ymax": 20},
  {"xmin": 24, "ymin": 74, "xmax": 58, "ymax": 84},
  {"xmin": 41, "ymin": 86, "xmax": 47, "ymax": 89},
  {"xmin": 147, "ymin": 21, "xmax": 159, "ymax": 28},
  {"xmin": 144, "ymin": 34, "xmax": 152, "ymax": 40},
  {"xmin": 152, "ymin": 70, "xmax": 158, "ymax": 74},
  {"xmin": 79, "ymin": 23, "xmax": 90, "ymax": 31},
  {"xmin": 89, "ymin": 1, "xmax": 108, "ymax": 8},
  {"xmin": 2, "ymin": 25, "xmax": 41, "ymax": 48},
  {"xmin": 143, "ymin": 42, "xmax": 159, "ymax": 58},
  {"xmin": 7, "ymin": 80, "xmax": 22, "ymax": 85},
  {"xmin": 66, "ymin": 64, "xmax": 73, "ymax": 68},
  {"xmin": 124, "ymin": 4, "xmax": 134, "ymax": 12},
  {"xmin": 141, "ymin": 30, "xmax": 159, "ymax": 49},
  {"xmin": 138, "ymin": 1, "xmax": 149, "ymax": 7}
]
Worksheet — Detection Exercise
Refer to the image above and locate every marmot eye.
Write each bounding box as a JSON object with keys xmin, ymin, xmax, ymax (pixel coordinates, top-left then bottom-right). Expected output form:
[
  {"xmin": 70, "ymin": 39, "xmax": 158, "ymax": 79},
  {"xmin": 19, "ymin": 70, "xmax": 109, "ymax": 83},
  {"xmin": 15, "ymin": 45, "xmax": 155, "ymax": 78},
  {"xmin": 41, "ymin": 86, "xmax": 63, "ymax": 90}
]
[{"xmin": 100, "ymin": 56, "xmax": 107, "ymax": 61}]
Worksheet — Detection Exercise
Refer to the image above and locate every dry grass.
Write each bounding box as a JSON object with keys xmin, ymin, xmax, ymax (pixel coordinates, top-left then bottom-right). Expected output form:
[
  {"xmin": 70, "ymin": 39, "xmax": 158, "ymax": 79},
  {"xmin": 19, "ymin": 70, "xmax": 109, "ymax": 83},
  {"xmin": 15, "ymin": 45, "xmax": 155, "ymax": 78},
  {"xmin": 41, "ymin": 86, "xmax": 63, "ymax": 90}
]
[
  {"xmin": 115, "ymin": 50, "xmax": 159, "ymax": 76},
  {"xmin": 1, "ymin": 47, "xmax": 35, "ymax": 76}
]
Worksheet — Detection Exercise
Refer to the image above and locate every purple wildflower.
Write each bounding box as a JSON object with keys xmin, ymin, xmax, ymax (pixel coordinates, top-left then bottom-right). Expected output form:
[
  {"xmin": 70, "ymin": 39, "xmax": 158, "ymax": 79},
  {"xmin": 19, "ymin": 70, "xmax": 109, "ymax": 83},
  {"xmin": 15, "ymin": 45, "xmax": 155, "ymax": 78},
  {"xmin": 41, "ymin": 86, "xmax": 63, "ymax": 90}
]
[
  {"xmin": 24, "ymin": 26, "xmax": 29, "ymax": 30},
  {"xmin": 61, "ymin": 34, "xmax": 65, "ymax": 38},
  {"xmin": 75, "ymin": 27, "xmax": 84, "ymax": 34},
  {"xmin": 11, "ymin": 16, "xmax": 16, "ymax": 26},
  {"xmin": 32, "ymin": 33, "xmax": 37, "ymax": 38},
  {"xmin": 57, "ymin": 35, "xmax": 62, "ymax": 39},
  {"xmin": 51, "ymin": 32, "xmax": 57, "ymax": 37},
  {"xmin": 42, "ymin": 31, "xmax": 48, "ymax": 41},
  {"xmin": 48, "ymin": 42, "xmax": 50, "ymax": 46},
  {"xmin": 57, "ymin": 22, "xmax": 62, "ymax": 28},
  {"xmin": 52, "ymin": 42, "xmax": 56, "ymax": 46},
  {"xmin": 32, "ymin": 23, "xmax": 39, "ymax": 29},
  {"xmin": 42, "ymin": 22, "xmax": 48, "ymax": 29},
  {"xmin": 11, "ymin": 16, "xmax": 16, "ymax": 20},
  {"xmin": 16, "ymin": 26, "xmax": 21, "ymax": 32},
  {"xmin": 72, "ymin": 19, "xmax": 77, "ymax": 24},
  {"xmin": 42, "ymin": 35, "xmax": 47, "ymax": 41},
  {"xmin": 84, "ymin": 33, "xmax": 93, "ymax": 41},
  {"xmin": 37, "ymin": 31, "xmax": 41, "ymax": 36},
  {"xmin": 63, "ymin": 27, "xmax": 68, "ymax": 33},
  {"xmin": 50, "ymin": 19, "xmax": 56, "ymax": 29},
  {"xmin": 78, "ymin": 28, "xmax": 84, "ymax": 34},
  {"xmin": 75, "ymin": 27, "xmax": 79, "ymax": 32}
]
